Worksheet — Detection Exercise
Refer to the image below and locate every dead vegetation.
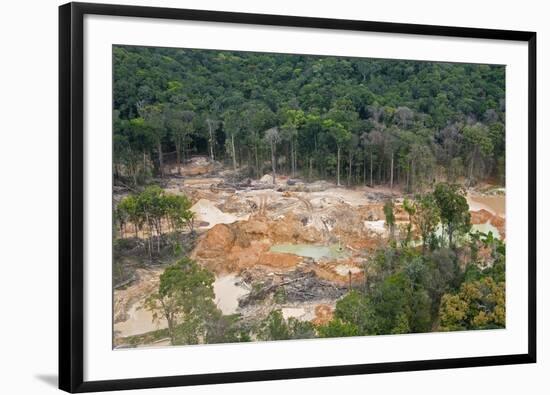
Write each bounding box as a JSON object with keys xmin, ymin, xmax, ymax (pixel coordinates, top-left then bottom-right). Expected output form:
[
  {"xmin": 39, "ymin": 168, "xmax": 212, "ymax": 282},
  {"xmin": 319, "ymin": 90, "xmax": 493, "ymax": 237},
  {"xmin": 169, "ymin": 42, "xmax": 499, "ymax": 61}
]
[{"xmin": 114, "ymin": 156, "xmax": 506, "ymax": 345}]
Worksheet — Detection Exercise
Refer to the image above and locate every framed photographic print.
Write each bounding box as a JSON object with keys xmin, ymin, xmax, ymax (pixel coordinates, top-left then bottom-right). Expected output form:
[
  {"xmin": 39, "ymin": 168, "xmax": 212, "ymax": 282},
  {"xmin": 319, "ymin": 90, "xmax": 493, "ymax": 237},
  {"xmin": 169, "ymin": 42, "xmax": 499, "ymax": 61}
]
[{"xmin": 59, "ymin": 2, "xmax": 536, "ymax": 392}]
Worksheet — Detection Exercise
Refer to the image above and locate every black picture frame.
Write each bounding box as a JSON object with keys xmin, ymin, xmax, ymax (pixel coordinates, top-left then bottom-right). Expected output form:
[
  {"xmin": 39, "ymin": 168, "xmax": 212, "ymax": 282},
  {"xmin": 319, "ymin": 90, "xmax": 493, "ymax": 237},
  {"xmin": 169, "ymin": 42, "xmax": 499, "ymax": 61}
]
[{"xmin": 59, "ymin": 2, "xmax": 537, "ymax": 393}]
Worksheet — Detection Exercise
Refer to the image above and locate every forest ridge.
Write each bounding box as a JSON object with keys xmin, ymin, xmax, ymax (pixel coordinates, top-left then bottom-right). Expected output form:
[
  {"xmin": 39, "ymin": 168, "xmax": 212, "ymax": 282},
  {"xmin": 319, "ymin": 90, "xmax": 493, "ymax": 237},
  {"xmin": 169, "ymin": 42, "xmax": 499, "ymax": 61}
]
[{"xmin": 113, "ymin": 46, "xmax": 505, "ymax": 189}]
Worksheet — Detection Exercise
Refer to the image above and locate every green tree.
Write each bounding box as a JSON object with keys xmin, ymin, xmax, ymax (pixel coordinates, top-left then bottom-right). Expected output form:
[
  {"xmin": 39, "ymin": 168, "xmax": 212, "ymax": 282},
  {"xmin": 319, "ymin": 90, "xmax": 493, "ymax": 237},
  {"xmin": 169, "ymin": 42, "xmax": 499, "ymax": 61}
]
[
  {"xmin": 439, "ymin": 277, "xmax": 505, "ymax": 331},
  {"xmin": 317, "ymin": 319, "xmax": 359, "ymax": 338},
  {"xmin": 433, "ymin": 183, "xmax": 471, "ymax": 247},
  {"xmin": 402, "ymin": 198, "xmax": 416, "ymax": 246},
  {"xmin": 462, "ymin": 123, "xmax": 494, "ymax": 185},
  {"xmin": 412, "ymin": 193, "xmax": 441, "ymax": 252},
  {"xmin": 145, "ymin": 258, "xmax": 218, "ymax": 345},
  {"xmin": 383, "ymin": 199, "xmax": 396, "ymax": 240},
  {"xmin": 322, "ymin": 119, "xmax": 351, "ymax": 185},
  {"xmin": 264, "ymin": 127, "xmax": 280, "ymax": 184},
  {"xmin": 137, "ymin": 103, "xmax": 166, "ymax": 178},
  {"xmin": 333, "ymin": 290, "xmax": 375, "ymax": 334},
  {"xmin": 257, "ymin": 309, "xmax": 315, "ymax": 341},
  {"xmin": 166, "ymin": 104, "xmax": 195, "ymax": 170}
]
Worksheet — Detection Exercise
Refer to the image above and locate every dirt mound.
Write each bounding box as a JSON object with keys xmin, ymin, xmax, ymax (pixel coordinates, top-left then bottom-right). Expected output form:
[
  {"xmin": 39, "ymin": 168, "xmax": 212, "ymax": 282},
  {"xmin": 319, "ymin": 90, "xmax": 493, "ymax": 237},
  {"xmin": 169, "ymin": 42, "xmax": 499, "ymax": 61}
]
[
  {"xmin": 470, "ymin": 209, "xmax": 506, "ymax": 239},
  {"xmin": 259, "ymin": 174, "xmax": 275, "ymax": 184},
  {"xmin": 258, "ymin": 251, "xmax": 302, "ymax": 268},
  {"xmin": 194, "ymin": 223, "xmax": 235, "ymax": 257},
  {"xmin": 165, "ymin": 156, "xmax": 220, "ymax": 176},
  {"xmin": 192, "ymin": 214, "xmax": 325, "ymax": 274},
  {"xmin": 470, "ymin": 209, "xmax": 494, "ymax": 224},
  {"xmin": 312, "ymin": 304, "xmax": 334, "ymax": 326},
  {"xmin": 220, "ymin": 195, "xmax": 256, "ymax": 213}
]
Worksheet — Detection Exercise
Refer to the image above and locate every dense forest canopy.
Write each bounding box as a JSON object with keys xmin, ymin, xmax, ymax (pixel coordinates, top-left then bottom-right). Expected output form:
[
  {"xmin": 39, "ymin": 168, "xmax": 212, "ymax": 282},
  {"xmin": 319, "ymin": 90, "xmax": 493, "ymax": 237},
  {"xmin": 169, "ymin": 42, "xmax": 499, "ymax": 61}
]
[{"xmin": 113, "ymin": 45, "xmax": 505, "ymax": 190}]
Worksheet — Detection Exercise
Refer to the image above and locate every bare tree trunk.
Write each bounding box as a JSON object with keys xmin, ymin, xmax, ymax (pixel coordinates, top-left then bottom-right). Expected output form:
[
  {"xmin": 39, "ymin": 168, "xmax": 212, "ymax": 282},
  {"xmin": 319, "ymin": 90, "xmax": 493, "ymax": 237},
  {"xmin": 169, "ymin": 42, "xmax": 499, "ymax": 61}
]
[
  {"xmin": 143, "ymin": 152, "xmax": 147, "ymax": 179},
  {"xmin": 309, "ymin": 157, "xmax": 313, "ymax": 181},
  {"xmin": 270, "ymin": 141, "xmax": 277, "ymax": 185},
  {"xmin": 254, "ymin": 143, "xmax": 259, "ymax": 178},
  {"xmin": 207, "ymin": 120, "xmax": 215, "ymax": 161},
  {"xmin": 337, "ymin": 145, "xmax": 341, "ymax": 186},
  {"xmin": 348, "ymin": 150, "xmax": 352, "ymax": 186},
  {"xmin": 161, "ymin": 301, "xmax": 176, "ymax": 345},
  {"xmin": 390, "ymin": 151, "xmax": 394, "ymax": 191},
  {"xmin": 157, "ymin": 140, "xmax": 164, "ymax": 178},
  {"xmin": 411, "ymin": 158, "xmax": 416, "ymax": 193},
  {"xmin": 231, "ymin": 133, "xmax": 237, "ymax": 171},
  {"xmin": 294, "ymin": 142, "xmax": 298, "ymax": 176},
  {"xmin": 370, "ymin": 154, "xmax": 373, "ymax": 187},
  {"xmin": 363, "ymin": 157, "xmax": 367, "ymax": 185},
  {"xmin": 407, "ymin": 160, "xmax": 411, "ymax": 193},
  {"xmin": 290, "ymin": 139, "xmax": 296, "ymax": 178},
  {"xmin": 175, "ymin": 138, "xmax": 181, "ymax": 174},
  {"xmin": 469, "ymin": 148, "xmax": 477, "ymax": 185}
]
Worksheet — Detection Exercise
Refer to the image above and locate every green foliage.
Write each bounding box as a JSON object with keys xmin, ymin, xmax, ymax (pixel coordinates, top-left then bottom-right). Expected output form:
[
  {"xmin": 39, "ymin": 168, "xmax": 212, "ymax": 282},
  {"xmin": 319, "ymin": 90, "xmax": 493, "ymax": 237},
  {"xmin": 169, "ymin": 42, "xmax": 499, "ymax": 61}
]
[
  {"xmin": 204, "ymin": 312, "xmax": 251, "ymax": 344},
  {"xmin": 383, "ymin": 199, "xmax": 396, "ymax": 239},
  {"xmin": 402, "ymin": 198, "xmax": 416, "ymax": 245},
  {"xmin": 433, "ymin": 183, "xmax": 471, "ymax": 247},
  {"xmin": 113, "ymin": 46, "xmax": 505, "ymax": 189},
  {"xmin": 412, "ymin": 193, "xmax": 440, "ymax": 251},
  {"xmin": 439, "ymin": 277, "xmax": 505, "ymax": 331},
  {"xmin": 333, "ymin": 290, "xmax": 375, "ymax": 334},
  {"xmin": 145, "ymin": 258, "xmax": 218, "ymax": 345},
  {"xmin": 257, "ymin": 310, "xmax": 316, "ymax": 341},
  {"xmin": 317, "ymin": 319, "xmax": 359, "ymax": 338},
  {"xmin": 116, "ymin": 186, "xmax": 194, "ymax": 256}
]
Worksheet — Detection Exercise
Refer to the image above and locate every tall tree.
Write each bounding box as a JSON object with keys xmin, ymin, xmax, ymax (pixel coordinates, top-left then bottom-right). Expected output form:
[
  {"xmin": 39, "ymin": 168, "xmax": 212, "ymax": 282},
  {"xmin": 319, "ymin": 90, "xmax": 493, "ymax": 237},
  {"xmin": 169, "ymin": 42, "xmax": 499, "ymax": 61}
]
[
  {"xmin": 412, "ymin": 193, "xmax": 441, "ymax": 252},
  {"xmin": 264, "ymin": 127, "xmax": 280, "ymax": 184},
  {"xmin": 166, "ymin": 105, "xmax": 195, "ymax": 170},
  {"xmin": 323, "ymin": 119, "xmax": 351, "ymax": 186},
  {"xmin": 222, "ymin": 108, "xmax": 243, "ymax": 171},
  {"xmin": 145, "ymin": 258, "xmax": 218, "ymax": 345},
  {"xmin": 433, "ymin": 183, "xmax": 471, "ymax": 247},
  {"xmin": 462, "ymin": 123, "xmax": 493, "ymax": 185},
  {"xmin": 206, "ymin": 117, "xmax": 219, "ymax": 161},
  {"xmin": 138, "ymin": 102, "xmax": 166, "ymax": 178}
]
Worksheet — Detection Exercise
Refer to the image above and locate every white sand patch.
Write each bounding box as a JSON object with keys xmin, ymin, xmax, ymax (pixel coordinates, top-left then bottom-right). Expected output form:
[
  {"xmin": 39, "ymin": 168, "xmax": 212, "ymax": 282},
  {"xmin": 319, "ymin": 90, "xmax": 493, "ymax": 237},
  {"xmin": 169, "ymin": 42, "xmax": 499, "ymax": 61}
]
[
  {"xmin": 281, "ymin": 307, "xmax": 306, "ymax": 320},
  {"xmin": 364, "ymin": 220, "xmax": 386, "ymax": 234},
  {"xmin": 191, "ymin": 199, "xmax": 249, "ymax": 229},
  {"xmin": 213, "ymin": 275, "xmax": 250, "ymax": 315}
]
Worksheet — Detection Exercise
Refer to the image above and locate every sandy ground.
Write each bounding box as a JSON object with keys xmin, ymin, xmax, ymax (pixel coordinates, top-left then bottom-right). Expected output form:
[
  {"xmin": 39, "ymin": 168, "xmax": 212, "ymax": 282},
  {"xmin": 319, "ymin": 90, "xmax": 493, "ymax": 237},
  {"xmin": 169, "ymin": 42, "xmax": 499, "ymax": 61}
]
[
  {"xmin": 191, "ymin": 198, "xmax": 250, "ymax": 229},
  {"xmin": 213, "ymin": 274, "xmax": 250, "ymax": 315},
  {"xmin": 114, "ymin": 159, "xmax": 506, "ymax": 346},
  {"xmin": 114, "ymin": 301, "xmax": 167, "ymax": 338},
  {"xmin": 468, "ymin": 194, "xmax": 506, "ymax": 217}
]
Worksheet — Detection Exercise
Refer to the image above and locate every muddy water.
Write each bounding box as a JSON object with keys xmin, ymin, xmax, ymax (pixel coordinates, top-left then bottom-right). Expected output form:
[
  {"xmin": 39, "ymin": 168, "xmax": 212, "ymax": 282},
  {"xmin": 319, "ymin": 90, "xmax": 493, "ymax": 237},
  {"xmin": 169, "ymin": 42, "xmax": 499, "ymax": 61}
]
[
  {"xmin": 269, "ymin": 244, "xmax": 348, "ymax": 259},
  {"xmin": 114, "ymin": 302, "xmax": 167, "ymax": 337},
  {"xmin": 213, "ymin": 274, "xmax": 249, "ymax": 315},
  {"xmin": 468, "ymin": 195, "xmax": 506, "ymax": 217},
  {"xmin": 471, "ymin": 222, "xmax": 501, "ymax": 239}
]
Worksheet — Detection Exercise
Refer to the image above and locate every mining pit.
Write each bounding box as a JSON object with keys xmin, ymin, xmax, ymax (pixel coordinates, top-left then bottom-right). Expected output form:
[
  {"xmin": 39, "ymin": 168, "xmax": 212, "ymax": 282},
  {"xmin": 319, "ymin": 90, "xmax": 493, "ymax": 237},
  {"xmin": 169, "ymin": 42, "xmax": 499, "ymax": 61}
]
[{"xmin": 113, "ymin": 156, "xmax": 505, "ymax": 346}]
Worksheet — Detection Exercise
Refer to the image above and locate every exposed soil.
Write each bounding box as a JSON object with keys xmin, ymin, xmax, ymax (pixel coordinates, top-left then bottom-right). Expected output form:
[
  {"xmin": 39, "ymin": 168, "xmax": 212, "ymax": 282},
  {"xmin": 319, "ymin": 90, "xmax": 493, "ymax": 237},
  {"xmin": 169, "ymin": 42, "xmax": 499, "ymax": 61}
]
[{"xmin": 114, "ymin": 156, "xmax": 506, "ymax": 346}]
